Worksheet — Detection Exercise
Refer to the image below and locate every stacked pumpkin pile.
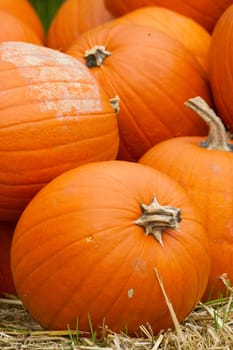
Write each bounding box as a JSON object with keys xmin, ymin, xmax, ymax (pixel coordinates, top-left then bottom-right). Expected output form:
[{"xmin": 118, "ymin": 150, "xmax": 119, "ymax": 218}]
[{"xmin": 1, "ymin": 0, "xmax": 233, "ymax": 337}]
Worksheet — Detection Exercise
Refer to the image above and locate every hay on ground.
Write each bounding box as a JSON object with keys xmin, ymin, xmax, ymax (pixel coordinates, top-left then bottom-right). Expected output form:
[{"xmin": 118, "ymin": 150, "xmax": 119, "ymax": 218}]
[{"xmin": 1, "ymin": 292, "xmax": 233, "ymax": 350}]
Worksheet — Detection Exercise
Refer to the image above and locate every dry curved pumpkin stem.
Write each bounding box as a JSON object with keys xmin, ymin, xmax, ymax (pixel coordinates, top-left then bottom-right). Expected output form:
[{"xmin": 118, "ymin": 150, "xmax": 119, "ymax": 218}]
[
  {"xmin": 84, "ymin": 45, "xmax": 111, "ymax": 67},
  {"xmin": 135, "ymin": 196, "xmax": 181, "ymax": 246},
  {"xmin": 185, "ymin": 96, "xmax": 233, "ymax": 152}
]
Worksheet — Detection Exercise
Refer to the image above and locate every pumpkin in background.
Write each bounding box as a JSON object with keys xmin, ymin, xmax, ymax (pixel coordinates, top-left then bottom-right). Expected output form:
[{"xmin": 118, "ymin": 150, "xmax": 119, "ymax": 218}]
[
  {"xmin": 11, "ymin": 160, "xmax": 210, "ymax": 335},
  {"xmin": 47, "ymin": 0, "xmax": 114, "ymax": 52},
  {"xmin": 139, "ymin": 97, "xmax": 233, "ymax": 301},
  {"xmin": 117, "ymin": 6, "xmax": 211, "ymax": 73},
  {"xmin": 0, "ymin": 222, "xmax": 16, "ymax": 296},
  {"xmin": 0, "ymin": 9, "xmax": 42, "ymax": 45},
  {"xmin": 67, "ymin": 21, "xmax": 212, "ymax": 161},
  {"xmin": 0, "ymin": 0, "xmax": 45, "ymax": 43},
  {"xmin": 208, "ymin": 4, "xmax": 233, "ymax": 133},
  {"xmin": 0, "ymin": 41, "xmax": 119, "ymax": 222},
  {"xmin": 104, "ymin": 0, "xmax": 233, "ymax": 33}
]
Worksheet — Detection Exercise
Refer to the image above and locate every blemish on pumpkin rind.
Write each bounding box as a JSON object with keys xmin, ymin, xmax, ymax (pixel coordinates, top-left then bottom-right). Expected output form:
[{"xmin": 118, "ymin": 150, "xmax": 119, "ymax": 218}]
[
  {"xmin": 0, "ymin": 42, "xmax": 102, "ymax": 116},
  {"xmin": 128, "ymin": 288, "xmax": 134, "ymax": 299},
  {"xmin": 86, "ymin": 235, "xmax": 94, "ymax": 242}
]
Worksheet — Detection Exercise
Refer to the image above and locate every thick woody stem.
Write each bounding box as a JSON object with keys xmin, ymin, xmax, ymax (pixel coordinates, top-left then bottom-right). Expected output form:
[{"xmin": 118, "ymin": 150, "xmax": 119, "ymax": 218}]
[
  {"xmin": 84, "ymin": 45, "xmax": 111, "ymax": 68},
  {"xmin": 135, "ymin": 196, "xmax": 181, "ymax": 246},
  {"xmin": 185, "ymin": 96, "xmax": 233, "ymax": 152}
]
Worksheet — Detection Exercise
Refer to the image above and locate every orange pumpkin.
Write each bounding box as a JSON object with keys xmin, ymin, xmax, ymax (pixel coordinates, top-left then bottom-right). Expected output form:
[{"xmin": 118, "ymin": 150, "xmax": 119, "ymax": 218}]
[
  {"xmin": 117, "ymin": 6, "xmax": 211, "ymax": 73},
  {"xmin": 47, "ymin": 0, "xmax": 113, "ymax": 52},
  {"xmin": 0, "ymin": 9, "xmax": 42, "ymax": 45},
  {"xmin": 208, "ymin": 4, "xmax": 233, "ymax": 133},
  {"xmin": 67, "ymin": 21, "xmax": 212, "ymax": 161},
  {"xmin": 139, "ymin": 97, "xmax": 233, "ymax": 300},
  {"xmin": 0, "ymin": 222, "xmax": 16, "ymax": 296},
  {"xmin": 0, "ymin": 41, "xmax": 119, "ymax": 222},
  {"xmin": 104, "ymin": 0, "xmax": 233, "ymax": 32},
  {"xmin": 0, "ymin": 0, "xmax": 45, "ymax": 43},
  {"xmin": 11, "ymin": 160, "xmax": 210, "ymax": 335}
]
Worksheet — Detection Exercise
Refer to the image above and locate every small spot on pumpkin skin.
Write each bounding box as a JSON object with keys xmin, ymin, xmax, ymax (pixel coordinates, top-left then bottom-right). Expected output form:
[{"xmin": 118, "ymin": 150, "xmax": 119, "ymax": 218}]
[
  {"xmin": 86, "ymin": 235, "xmax": 94, "ymax": 242},
  {"xmin": 132, "ymin": 257, "xmax": 146, "ymax": 277},
  {"xmin": 128, "ymin": 288, "xmax": 134, "ymax": 299}
]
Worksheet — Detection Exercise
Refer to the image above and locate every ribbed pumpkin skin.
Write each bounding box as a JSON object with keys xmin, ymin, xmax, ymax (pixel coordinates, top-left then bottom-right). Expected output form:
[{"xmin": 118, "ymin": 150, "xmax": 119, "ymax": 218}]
[
  {"xmin": 209, "ymin": 5, "xmax": 233, "ymax": 132},
  {"xmin": 104, "ymin": 0, "xmax": 233, "ymax": 32},
  {"xmin": 0, "ymin": 10, "xmax": 42, "ymax": 45},
  {"xmin": 0, "ymin": 41, "xmax": 119, "ymax": 222},
  {"xmin": 139, "ymin": 137, "xmax": 233, "ymax": 300},
  {"xmin": 0, "ymin": 222, "xmax": 16, "ymax": 295},
  {"xmin": 67, "ymin": 22, "xmax": 211, "ymax": 161},
  {"xmin": 11, "ymin": 161, "xmax": 210, "ymax": 335},
  {"xmin": 47, "ymin": 0, "xmax": 113, "ymax": 52},
  {"xmin": 0, "ymin": 0, "xmax": 45, "ymax": 43},
  {"xmin": 118, "ymin": 6, "xmax": 211, "ymax": 73}
]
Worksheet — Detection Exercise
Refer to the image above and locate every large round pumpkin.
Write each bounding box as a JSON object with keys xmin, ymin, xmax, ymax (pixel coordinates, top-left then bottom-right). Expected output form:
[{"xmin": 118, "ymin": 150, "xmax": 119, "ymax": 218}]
[
  {"xmin": 0, "ymin": 0, "xmax": 45, "ymax": 43},
  {"xmin": 117, "ymin": 6, "xmax": 211, "ymax": 73},
  {"xmin": 0, "ymin": 41, "xmax": 119, "ymax": 222},
  {"xmin": 67, "ymin": 21, "xmax": 212, "ymax": 161},
  {"xmin": 104, "ymin": 0, "xmax": 233, "ymax": 32},
  {"xmin": 208, "ymin": 4, "xmax": 233, "ymax": 133},
  {"xmin": 139, "ymin": 97, "xmax": 233, "ymax": 301},
  {"xmin": 11, "ymin": 160, "xmax": 210, "ymax": 335},
  {"xmin": 0, "ymin": 221, "xmax": 16, "ymax": 296},
  {"xmin": 47, "ymin": 0, "xmax": 113, "ymax": 52}
]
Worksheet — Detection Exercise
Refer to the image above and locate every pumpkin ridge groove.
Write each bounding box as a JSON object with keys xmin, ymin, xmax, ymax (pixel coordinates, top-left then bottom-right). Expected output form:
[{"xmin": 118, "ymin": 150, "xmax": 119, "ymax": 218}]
[
  {"xmin": 15, "ymin": 225, "xmax": 136, "ymax": 309},
  {"xmin": 49, "ymin": 227, "xmax": 143, "ymax": 327},
  {"xmin": 117, "ymin": 57, "xmax": 206, "ymax": 139},
  {"xmin": 13, "ymin": 211, "xmax": 133, "ymax": 256},
  {"xmin": 0, "ymin": 111, "xmax": 116, "ymax": 130},
  {"xmin": 0, "ymin": 130, "xmax": 117, "ymax": 152}
]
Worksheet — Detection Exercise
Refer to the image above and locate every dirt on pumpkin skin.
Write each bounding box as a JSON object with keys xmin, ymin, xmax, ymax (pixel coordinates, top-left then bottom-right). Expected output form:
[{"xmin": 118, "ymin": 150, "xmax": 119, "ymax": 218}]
[{"xmin": 1, "ymin": 290, "xmax": 233, "ymax": 350}]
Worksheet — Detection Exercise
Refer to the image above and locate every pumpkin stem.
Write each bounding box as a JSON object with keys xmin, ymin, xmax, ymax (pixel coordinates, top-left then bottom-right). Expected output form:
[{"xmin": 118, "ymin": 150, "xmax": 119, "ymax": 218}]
[
  {"xmin": 109, "ymin": 96, "xmax": 120, "ymax": 114},
  {"xmin": 185, "ymin": 96, "xmax": 233, "ymax": 152},
  {"xmin": 84, "ymin": 45, "xmax": 111, "ymax": 68},
  {"xmin": 135, "ymin": 196, "xmax": 181, "ymax": 246}
]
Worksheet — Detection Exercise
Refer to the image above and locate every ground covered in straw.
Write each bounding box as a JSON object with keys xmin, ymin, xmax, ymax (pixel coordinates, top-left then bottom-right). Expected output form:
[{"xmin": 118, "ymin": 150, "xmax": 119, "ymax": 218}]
[{"xmin": 1, "ymin": 291, "xmax": 233, "ymax": 350}]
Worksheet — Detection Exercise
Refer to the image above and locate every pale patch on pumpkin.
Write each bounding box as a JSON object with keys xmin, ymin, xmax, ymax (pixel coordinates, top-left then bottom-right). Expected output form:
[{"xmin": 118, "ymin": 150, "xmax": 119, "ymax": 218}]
[
  {"xmin": 132, "ymin": 257, "xmax": 146, "ymax": 277},
  {"xmin": 0, "ymin": 41, "xmax": 102, "ymax": 115},
  {"xmin": 128, "ymin": 288, "xmax": 134, "ymax": 299},
  {"xmin": 0, "ymin": 41, "xmax": 82, "ymax": 68}
]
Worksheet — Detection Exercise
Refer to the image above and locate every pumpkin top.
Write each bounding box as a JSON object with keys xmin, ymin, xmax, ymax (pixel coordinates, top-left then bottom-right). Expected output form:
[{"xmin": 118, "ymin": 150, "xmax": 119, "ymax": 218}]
[{"xmin": 135, "ymin": 196, "xmax": 181, "ymax": 246}]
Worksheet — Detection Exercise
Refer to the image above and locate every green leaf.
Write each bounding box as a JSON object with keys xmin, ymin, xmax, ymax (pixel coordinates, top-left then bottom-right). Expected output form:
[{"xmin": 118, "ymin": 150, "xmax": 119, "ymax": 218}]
[{"xmin": 29, "ymin": 0, "xmax": 65, "ymax": 33}]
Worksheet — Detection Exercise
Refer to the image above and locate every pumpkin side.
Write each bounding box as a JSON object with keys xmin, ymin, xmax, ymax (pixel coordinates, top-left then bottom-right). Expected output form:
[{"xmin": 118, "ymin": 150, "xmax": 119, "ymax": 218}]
[
  {"xmin": 0, "ymin": 9, "xmax": 42, "ymax": 45},
  {"xmin": 0, "ymin": 0, "xmax": 45, "ymax": 43},
  {"xmin": 0, "ymin": 41, "xmax": 119, "ymax": 221},
  {"xmin": 116, "ymin": 6, "xmax": 211, "ymax": 74},
  {"xmin": 47, "ymin": 0, "xmax": 114, "ymax": 51},
  {"xmin": 67, "ymin": 22, "xmax": 212, "ymax": 161},
  {"xmin": 0, "ymin": 221, "xmax": 16, "ymax": 296},
  {"xmin": 104, "ymin": 0, "xmax": 233, "ymax": 32},
  {"xmin": 209, "ymin": 4, "xmax": 233, "ymax": 132}
]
